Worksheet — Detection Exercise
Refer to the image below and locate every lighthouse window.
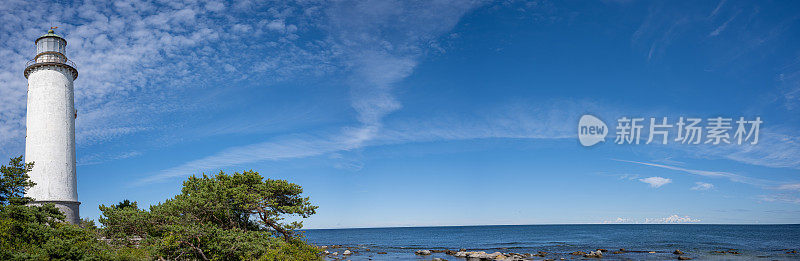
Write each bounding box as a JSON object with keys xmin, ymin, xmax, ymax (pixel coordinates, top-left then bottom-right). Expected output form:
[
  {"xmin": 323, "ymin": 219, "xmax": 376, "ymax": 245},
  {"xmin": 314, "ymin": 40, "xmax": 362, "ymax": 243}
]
[{"xmin": 37, "ymin": 38, "xmax": 65, "ymax": 54}]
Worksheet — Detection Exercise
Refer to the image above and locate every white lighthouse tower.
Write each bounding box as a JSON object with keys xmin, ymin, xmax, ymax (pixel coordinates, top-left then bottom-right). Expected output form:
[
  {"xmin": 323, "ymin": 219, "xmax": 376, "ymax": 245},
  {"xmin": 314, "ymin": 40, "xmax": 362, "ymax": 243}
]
[{"xmin": 23, "ymin": 28, "xmax": 80, "ymax": 224}]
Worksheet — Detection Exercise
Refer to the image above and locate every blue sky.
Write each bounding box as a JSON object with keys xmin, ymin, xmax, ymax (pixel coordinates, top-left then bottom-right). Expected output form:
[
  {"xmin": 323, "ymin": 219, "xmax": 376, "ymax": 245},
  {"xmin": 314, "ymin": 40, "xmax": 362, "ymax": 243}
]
[{"xmin": 1, "ymin": 0, "xmax": 799, "ymax": 228}]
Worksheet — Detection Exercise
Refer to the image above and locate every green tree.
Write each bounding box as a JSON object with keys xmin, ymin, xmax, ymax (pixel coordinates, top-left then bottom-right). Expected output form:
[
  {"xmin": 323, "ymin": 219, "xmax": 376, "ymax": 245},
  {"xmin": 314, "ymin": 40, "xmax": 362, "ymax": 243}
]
[
  {"xmin": 99, "ymin": 170, "xmax": 321, "ymax": 260},
  {"xmin": 0, "ymin": 156, "xmax": 149, "ymax": 260},
  {"xmin": 0, "ymin": 156, "xmax": 34, "ymax": 206},
  {"xmin": 0, "ymin": 155, "xmax": 318, "ymax": 260}
]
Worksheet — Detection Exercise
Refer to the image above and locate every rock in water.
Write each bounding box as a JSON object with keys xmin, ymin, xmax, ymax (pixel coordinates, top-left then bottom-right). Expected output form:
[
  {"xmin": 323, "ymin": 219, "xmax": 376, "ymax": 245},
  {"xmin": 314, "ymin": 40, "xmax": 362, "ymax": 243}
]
[
  {"xmin": 584, "ymin": 250, "xmax": 603, "ymax": 258},
  {"xmin": 678, "ymin": 256, "xmax": 692, "ymax": 260},
  {"xmin": 343, "ymin": 250, "xmax": 352, "ymax": 255},
  {"xmin": 673, "ymin": 250, "xmax": 684, "ymax": 255},
  {"xmin": 415, "ymin": 250, "xmax": 432, "ymax": 255}
]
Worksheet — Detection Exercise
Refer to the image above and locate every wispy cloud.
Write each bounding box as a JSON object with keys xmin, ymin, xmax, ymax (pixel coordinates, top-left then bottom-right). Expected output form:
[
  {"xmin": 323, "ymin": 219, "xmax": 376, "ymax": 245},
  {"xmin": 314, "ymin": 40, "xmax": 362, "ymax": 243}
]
[
  {"xmin": 614, "ymin": 159, "xmax": 770, "ymax": 186},
  {"xmin": 708, "ymin": 0, "xmax": 727, "ymax": 18},
  {"xmin": 134, "ymin": 0, "xmax": 486, "ymax": 184},
  {"xmin": 709, "ymin": 11, "xmax": 739, "ymax": 37},
  {"xmin": 691, "ymin": 182, "xmax": 715, "ymax": 191},
  {"xmin": 138, "ymin": 129, "xmax": 365, "ymax": 184},
  {"xmin": 757, "ymin": 194, "xmax": 800, "ymax": 204},
  {"xmin": 79, "ymin": 150, "xmax": 142, "ymax": 166},
  {"xmin": 639, "ymin": 176, "xmax": 672, "ymax": 188},
  {"xmin": 141, "ymin": 99, "xmax": 594, "ymax": 184},
  {"xmin": 776, "ymin": 183, "xmax": 800, "ymax": 191}
]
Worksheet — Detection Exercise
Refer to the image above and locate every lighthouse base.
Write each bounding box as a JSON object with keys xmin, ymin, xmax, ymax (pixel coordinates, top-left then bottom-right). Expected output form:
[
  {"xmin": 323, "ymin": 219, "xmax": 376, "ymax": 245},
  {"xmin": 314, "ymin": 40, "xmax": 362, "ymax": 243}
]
[{"xmin": 30, "ymin": 200, "xmax": 80, "ymax": 224}]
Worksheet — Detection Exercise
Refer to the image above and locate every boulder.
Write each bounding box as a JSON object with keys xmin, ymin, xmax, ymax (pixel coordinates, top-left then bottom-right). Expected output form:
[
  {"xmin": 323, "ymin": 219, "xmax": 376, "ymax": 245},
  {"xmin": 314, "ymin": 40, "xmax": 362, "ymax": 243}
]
[
  {"xmin": 584, "ymin": 250, "xmax": 603, "ymax": 258},
  {"xmin": 415, "ymin": 250, "xmax": 432, "ymax": 255},
  {"xmin": 454, "ymin": 251, "xmax": 494, "ymax": 259}
]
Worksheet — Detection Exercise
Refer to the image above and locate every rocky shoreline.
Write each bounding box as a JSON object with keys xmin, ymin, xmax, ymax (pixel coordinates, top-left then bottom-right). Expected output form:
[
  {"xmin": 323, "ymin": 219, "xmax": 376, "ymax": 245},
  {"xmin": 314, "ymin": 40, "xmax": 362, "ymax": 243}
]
[{"xmin": 316, "ymin": 245, "xmax": 800, "ymax": 260}]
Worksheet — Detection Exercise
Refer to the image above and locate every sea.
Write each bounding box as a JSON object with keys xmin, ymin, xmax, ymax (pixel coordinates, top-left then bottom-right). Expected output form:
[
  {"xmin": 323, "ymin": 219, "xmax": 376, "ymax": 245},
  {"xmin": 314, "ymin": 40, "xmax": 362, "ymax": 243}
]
[{"xmin": 301, "ymin": 224, "xmax": 800, "ymax": 260}]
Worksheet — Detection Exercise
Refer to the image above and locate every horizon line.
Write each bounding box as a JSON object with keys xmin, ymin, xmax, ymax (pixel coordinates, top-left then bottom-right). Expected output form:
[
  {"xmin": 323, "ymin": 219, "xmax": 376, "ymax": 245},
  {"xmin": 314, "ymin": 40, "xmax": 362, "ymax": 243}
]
[{"xmin": 301, "ymin": 223, "xmax": 800, "ymax": 230}]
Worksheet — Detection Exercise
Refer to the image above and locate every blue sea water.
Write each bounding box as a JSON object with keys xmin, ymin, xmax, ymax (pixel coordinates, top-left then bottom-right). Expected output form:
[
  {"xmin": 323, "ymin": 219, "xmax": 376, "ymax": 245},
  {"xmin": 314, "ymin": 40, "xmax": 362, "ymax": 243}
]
[{"xmin": 302, "ymin": 224, "xmax": 800, "ymax": 260}]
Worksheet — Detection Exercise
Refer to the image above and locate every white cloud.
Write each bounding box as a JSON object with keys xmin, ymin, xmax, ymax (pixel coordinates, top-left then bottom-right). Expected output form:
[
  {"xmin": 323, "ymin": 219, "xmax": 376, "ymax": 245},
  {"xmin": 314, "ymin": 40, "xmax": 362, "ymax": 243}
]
[
  {"xmin": 0, "ymin": 0, "xmax": 425, "ymax": 163},
  {"xmin": 265, "ymin": 19, "xmax": 286, "ymax": 32},
  {"xmin": 639, "ymin": 176, "xmax": 672, "ymax": 188},
  {"xmin": 603, "ymin": 215, "xmax": 701, "ymax": 224},
  {"xmin": 645, "ymin": 214, "xmax": 700, "ymax": 223},
  {"xmin": 602, "ymin": 217, "xmax": 634, "ymax": 224},
  {"xmin": 691, "ymin": 182, "xmax": 714, "ymax": 191}
]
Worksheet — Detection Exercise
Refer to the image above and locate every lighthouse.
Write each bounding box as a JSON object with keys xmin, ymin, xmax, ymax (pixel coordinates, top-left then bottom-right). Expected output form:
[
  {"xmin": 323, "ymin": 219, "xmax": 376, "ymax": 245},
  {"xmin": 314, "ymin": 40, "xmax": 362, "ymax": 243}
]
[{"xmin": 23, "ymin": 28, "xmax": 80, "ymax": 224}]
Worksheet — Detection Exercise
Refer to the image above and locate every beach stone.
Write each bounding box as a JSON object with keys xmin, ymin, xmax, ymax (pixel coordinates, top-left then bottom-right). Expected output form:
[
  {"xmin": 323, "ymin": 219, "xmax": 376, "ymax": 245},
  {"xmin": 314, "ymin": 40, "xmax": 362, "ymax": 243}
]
[
  {"xmin": 343, "ymin": 250, "xmax": 352, "ymax": 255},
  {"xmin": 445, "ymin": 250, "xmax": 457, "ymax": 255},
  {"xmin": 332, "ymin": 252, "xmax": 338, "ymax": 256},
  {"xmin": 673, "ymin": 250, "xmax": 684, "ymax": 255},
  {"xmin": 433, "ymin": 258, "xmax": 448, "ymax": 261},
  {"xmin": 584, "ymin": 250, "xmax": 603, "ymax": 258},
  {"xmin": 597, "ymin": 249, "xmax": 608, "ymax": 252},
  {"xmin": 415, "ymin": 250, "xmax": 432, "ymax": 255},
  {"xmin": 468, "ymin": 252, "xmax": 489, "ymax": 259},
  {"xmin": 570, "ymin": 251, "xmax": 586, "ymax": 255},
  {"xmin": 677, "ymin": 256, "xmax": 691, "ymax": 260},
  {"xmin": 612, "ymin": 251, "xmax": 623, "ymax": 254},
  {"xmin": 455, "ymin": 251, "xmax": 491, "ymax": 259},
  {"xmin": 488, "ymin": 251, "xmax": 507, "ymax": 259}
]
